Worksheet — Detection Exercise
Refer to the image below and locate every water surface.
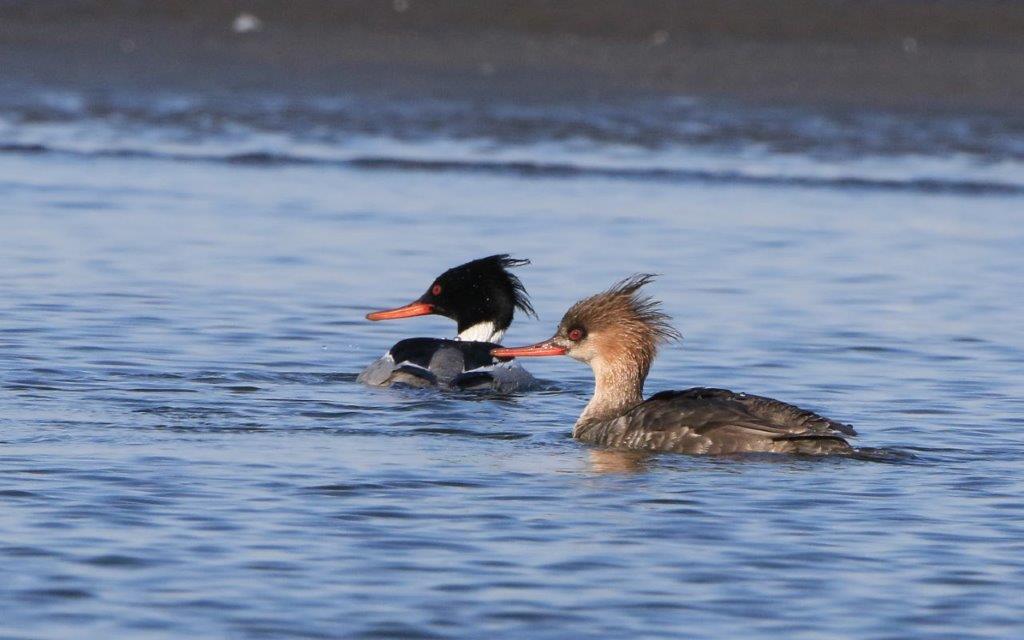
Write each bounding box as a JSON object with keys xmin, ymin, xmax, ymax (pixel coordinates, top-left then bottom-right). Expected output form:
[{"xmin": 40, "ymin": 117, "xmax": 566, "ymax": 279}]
[{"xmin": 1, "ymin": 85, "xmax": 1024, "ymax": 639}]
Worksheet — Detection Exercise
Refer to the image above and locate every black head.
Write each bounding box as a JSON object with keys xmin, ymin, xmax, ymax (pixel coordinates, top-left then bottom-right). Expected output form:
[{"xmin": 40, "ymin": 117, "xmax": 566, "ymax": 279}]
[{"xmin": 366, "ymin": 255, "xmax": 536, "ymax": 337}]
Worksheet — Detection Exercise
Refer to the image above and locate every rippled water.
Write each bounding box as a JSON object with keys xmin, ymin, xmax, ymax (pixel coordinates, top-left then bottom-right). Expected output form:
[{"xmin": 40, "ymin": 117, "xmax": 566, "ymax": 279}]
[{"xmin": 2, "ymin": 87, "xmax": 1024, "ymax": 639}]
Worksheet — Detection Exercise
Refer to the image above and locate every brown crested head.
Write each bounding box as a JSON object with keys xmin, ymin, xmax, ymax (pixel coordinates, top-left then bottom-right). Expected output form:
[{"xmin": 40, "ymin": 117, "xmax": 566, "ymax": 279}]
[
  {"xmin": 488, "ymin": 275, "xmax": 682, "ymax": 424},
  {"xmin": 490, "ymin": 274, "xmax": 681, "ymax": 373},
  {"xmin": 553, "ymin": 274, "xmax": 681, "ymax": 368}
]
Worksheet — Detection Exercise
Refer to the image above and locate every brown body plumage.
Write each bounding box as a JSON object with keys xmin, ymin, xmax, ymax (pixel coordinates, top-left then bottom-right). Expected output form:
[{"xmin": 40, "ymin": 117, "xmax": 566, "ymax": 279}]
[{"xmin": 493, "ymin": 275, "xmax": 855, "ymax": 456}]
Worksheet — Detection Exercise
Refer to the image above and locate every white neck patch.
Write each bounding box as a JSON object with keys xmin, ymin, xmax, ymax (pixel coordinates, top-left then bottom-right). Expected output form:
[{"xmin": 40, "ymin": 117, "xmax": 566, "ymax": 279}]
[{"xmin": 458, "ymin": 322, "xmax": 504, "ymax": 343}]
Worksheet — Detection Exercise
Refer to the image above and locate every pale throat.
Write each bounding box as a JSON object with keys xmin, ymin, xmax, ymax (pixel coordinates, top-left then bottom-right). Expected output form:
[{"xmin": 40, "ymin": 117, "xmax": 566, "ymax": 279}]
[
  {"xmin": 457, "ymin": 321, "xmax": 504, "ymax": 343},
  {"xmin": 577, "ymin": 356, "xmax": 647, "ymax": 427}
]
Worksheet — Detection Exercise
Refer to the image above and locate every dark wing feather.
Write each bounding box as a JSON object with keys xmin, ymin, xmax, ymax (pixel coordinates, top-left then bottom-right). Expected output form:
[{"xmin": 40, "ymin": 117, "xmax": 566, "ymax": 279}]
[
  {"xmin": 645, "ymin": 388, "xmax": 856, "ymax": 437},
  {"xmin": 389, "ymin": 365, "xmax": 439, "ymax": 387},
  {"xmin": 360, "ymin": 338, "xmax": 507, "ymax": 388},
  {"xmin": 582, "ymin": 388, "xmax": 855, "ymax": 454},
  {"xmin": 387, "ymin": 338, "xmax": 500, "ymax": 372},
  {"xmin": 454, "ymin": 341, "xmax": 503, "ymax": 370},
  {"xmin": 388, "ymin": 338, "xmax": 455, "ymax": 369},
  {"xmin": 451, "ymin": 371, "xmax": 495, "ymax": 389}
]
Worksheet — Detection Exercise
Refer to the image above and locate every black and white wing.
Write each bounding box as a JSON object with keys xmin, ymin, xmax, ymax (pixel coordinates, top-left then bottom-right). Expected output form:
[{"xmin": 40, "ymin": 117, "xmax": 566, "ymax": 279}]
[{"xmin": 358, "ymin": 338, "xmax": 537, "ymax": 391}]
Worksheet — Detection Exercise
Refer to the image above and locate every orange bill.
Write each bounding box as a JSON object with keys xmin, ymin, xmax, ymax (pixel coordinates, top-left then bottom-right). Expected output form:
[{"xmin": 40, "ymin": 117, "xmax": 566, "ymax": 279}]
[
  {"xmin": 491, "ymin": 339, "xmax": 566, "ymax": 358},
  {"xmin": 365, "ymin": 302, "xmax": 434, "ymax": 321}
]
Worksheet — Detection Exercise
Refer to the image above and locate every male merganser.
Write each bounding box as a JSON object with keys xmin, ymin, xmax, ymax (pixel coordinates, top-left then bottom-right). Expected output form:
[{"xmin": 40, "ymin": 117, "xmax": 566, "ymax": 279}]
[
  {"xmin": 358, "ymin": 255, "xmax": 538, "ymax": 391},
  {"xmin": 493, "ymin": 275, "xmax": 857, "ymax": 455}
]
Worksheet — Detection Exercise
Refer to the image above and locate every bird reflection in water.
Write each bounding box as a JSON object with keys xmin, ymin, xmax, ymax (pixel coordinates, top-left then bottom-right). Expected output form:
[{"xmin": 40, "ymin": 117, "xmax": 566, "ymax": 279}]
[{"xmin": 587, "ymin": 449, "xmax": 651, "ymax": 474}]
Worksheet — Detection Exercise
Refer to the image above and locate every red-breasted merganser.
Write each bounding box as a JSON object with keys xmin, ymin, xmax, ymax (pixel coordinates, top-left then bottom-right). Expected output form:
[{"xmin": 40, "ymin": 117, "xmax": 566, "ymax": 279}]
[
  {"xmin": 358, "ymin": 255, "xmax": 538, "ymax": 391},
  {"xmin": 493, "ymin": 275, "xmax": 856, "ymax": 455}
]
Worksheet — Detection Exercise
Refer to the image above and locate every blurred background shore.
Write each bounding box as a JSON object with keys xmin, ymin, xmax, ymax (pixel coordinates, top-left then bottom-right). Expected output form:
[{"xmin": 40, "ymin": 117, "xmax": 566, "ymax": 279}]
[{"xmin": 3, "ymin": 0, "xmax": 1024, "ymax": 111}]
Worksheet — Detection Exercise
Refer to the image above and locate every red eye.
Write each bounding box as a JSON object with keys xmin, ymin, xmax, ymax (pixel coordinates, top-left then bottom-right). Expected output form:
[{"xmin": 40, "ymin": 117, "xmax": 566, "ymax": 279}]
[
  {"xmin": 568, "ymin": 328, "xmax": 584, "ymax": 341},
  {"xmin": 431, "ymin": 284, "xmax": 442, "ymax": 296}
]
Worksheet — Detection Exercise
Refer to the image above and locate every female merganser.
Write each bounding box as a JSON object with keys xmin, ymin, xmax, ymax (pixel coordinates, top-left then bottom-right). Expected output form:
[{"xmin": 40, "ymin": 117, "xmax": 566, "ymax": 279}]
[
  {"xmin": 358, "ymin": 255, "xmax": 539, "ymax": 391},
  {"xmin": 492, "ymin": 275, "xmax": 857, "ymax": 455}
]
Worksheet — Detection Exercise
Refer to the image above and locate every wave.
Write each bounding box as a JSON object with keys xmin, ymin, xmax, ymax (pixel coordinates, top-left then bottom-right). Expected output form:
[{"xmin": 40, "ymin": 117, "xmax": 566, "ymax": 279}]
[
  {"xmin": 2, "ymin": 87, "xmax": 1023, "ymax": 196},
  {"xmin": 2, "ymin": 142, "xmax": 1021, "ymax": 196},
  {"xmin": 4, "ymin": 87, "xmax": 1023, "ymax": 158}
]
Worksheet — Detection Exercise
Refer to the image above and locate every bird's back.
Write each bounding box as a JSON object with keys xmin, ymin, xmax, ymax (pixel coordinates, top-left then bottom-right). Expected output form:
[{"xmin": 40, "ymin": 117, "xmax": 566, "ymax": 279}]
[
  {"xmin": 358, "ymin": 338, "xmax": 536, "ymax": 392},
  {"xmin": 575, "ymin": 387, "xmax": 854, "ymax": 455}
]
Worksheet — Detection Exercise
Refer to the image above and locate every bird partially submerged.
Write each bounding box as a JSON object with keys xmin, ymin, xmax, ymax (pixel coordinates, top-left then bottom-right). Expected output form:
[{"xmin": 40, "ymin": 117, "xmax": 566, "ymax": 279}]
[
  {"xmin": 493, "ymin": 275, "xmax": 856, "ymax": 455},
  {"xmin": 358, "ymin": 255, "xmax": 539, "ymax": 392}
]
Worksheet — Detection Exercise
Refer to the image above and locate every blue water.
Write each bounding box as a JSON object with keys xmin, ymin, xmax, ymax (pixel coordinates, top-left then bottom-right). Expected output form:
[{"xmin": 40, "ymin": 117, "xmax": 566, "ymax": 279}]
[{"xmin": 2, "ymin": 88, "xmax": 1024, "ymax": 639}]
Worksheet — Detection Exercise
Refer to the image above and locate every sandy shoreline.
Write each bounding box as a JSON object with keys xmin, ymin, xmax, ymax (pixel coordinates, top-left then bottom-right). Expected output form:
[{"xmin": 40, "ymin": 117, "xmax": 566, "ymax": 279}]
[{"xmin": 2, "ymin": 4, "xmax": 1023, "ymax": 113}]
